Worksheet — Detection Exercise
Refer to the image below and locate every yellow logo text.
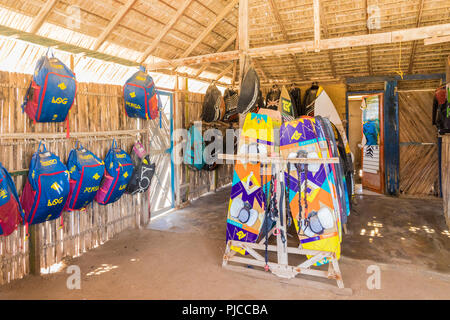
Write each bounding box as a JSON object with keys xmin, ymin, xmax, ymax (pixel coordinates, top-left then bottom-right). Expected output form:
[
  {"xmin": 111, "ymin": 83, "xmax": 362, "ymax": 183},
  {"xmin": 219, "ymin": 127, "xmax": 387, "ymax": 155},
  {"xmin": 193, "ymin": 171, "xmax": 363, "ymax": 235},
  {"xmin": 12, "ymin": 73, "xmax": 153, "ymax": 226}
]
[
  {"xmin": 47, "ymin": 197, "xmax": 64, "ymax": 207},
  {"xmin": 52, "ymin": 97, "xmax": 68, "ymax": 105}
]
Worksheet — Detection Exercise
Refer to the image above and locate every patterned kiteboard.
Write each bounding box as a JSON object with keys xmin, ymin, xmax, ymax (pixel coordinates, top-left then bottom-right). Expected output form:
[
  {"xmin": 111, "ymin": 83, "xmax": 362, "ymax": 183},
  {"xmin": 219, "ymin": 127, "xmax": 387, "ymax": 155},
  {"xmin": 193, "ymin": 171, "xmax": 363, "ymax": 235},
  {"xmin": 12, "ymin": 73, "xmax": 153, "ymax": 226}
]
[
  {"xmin": 280, "ymin": 117, "xmax": 341, "ymax": 265},
  {"xmin": 226, "ymin": 113, "xmax": 275, "ymax": 255},
  {"xmin": 316, "ymin": 116, "xmax": 350, "ymax": 225}
]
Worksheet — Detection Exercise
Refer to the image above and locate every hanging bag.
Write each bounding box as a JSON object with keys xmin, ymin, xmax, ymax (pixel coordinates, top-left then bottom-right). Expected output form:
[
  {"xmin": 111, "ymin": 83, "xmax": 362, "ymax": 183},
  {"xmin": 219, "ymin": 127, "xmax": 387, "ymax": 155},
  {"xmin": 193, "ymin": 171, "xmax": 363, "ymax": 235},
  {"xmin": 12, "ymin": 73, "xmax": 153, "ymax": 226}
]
[
  {"xmin": 95, "ymin": 140, "xmax": 134, "ymax": 205},
  {"xmin": 65, "ymin": 142, "xmax": 105, "ymax": 211},
  {"xmin": 21, "ymin": 48, "xmax": 76, "ymax": 123},
  {"xmin": 0, "ymin": 163, "xmax": 24, "ymax": 236},
  {"xmin": 20, "ymin": 142, "xmax": 70, "ymax": 226},
  {"xmin": 126, "ymin": 142, "xmax": 155, "ymax": 195},
  {"xmin": 123, "ymin": 66, "xmax": 159, "ymax": 120}
]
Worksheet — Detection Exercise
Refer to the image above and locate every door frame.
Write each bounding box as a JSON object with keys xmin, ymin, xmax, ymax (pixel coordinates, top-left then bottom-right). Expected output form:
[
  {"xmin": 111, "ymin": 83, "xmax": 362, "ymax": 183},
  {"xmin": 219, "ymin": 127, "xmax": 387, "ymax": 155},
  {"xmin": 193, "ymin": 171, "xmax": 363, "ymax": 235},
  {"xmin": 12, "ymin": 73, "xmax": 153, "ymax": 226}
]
[{"xmin": 346, "ymin": 90, "xmax": 385, "ymax": 194}]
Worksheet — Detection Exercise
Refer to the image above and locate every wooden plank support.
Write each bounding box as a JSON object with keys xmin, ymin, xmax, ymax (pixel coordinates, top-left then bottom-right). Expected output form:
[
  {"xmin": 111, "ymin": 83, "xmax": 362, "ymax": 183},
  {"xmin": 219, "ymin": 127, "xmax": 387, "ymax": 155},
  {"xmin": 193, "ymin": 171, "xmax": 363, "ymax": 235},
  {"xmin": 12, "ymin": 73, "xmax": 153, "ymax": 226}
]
[
  {"xmin": 313, "ymin": 0, "xmax": 320, "ymax": 52},
  {"xmin": 195, "ymin": 34, "xmax": 237, "ymax": 77},
  {"xmin": 92, "ymin": 0, "xmax": 137, "ymax": 51},
  {"xmin": 148, "ymin": 23, "xmax": 450, "ymax": 69},
  {"xmin": 238, "ymin": 0, "xmax": 249, "ymax": 80},
  {"xmin": 28, "ymin": 0, "xmax": 58, "ymax": 34},
  {"xmin": 346, "ymin": 73, "xmax": 446, "ymax": 84},
  {"xmin": 408, "ymin": 0, "xmax": 425, "ymax": 74},
  {"xmin": 181, "ymin": 0, "xmax": 239, "ymax": 59},
  {"xmin": 139, "ymin": 0, "xmax": 194, "ymax": 64},
  {"xmin": 29, "ymin": 225, "xmax": 41, "ymax": 275},
  {"xmin": 384, "ymin": 80, "xmax": 399, "ymax": 195}
]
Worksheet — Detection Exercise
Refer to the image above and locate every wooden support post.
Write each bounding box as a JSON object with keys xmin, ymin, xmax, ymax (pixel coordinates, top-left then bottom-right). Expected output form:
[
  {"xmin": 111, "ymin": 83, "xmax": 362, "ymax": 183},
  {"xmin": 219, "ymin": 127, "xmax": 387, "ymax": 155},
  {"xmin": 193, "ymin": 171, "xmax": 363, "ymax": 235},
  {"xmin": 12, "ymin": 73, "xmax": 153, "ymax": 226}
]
[
  {"xmin": 238, "ymin": 0, "xmax": 249, "ymax": 81},
  {"xmin": 443, "ymin": 55, "xmax": 450, "ymax": 229},
  {"xmin": 384, "ymin": 80, "xmax": 399, "ymax": 196},
  {"xmin": 29, "ymin": 225, "xmax": 41, "ymax": 275}
]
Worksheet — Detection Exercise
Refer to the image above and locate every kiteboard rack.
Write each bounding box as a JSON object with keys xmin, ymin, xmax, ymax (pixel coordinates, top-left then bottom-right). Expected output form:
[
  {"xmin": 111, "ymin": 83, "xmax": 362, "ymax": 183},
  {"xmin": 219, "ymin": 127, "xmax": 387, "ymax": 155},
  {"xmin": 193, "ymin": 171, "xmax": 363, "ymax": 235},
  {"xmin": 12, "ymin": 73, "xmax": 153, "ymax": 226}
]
[{"xmin": 218, "ymin": 153, "xmax": 352, "ymax": 296}]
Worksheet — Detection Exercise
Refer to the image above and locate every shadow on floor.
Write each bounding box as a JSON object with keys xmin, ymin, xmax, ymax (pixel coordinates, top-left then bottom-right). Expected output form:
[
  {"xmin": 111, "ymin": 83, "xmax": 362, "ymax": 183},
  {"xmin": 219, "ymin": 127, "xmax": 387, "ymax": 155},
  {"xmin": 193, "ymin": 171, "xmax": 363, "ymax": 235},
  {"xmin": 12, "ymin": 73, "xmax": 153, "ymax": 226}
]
[{"xmin": 149, "ymin": 187, "xmax": 450, "ymax": 273}]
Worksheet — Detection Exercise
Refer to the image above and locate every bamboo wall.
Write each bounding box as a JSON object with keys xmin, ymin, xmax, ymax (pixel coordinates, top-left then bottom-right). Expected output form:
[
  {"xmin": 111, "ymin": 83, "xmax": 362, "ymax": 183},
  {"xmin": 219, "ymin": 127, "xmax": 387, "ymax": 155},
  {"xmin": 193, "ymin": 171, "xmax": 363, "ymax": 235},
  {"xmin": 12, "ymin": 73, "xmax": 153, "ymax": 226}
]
[
  {"xmin": 175, "ymin": 91, "xmax": 234, "ymax": 205},
  {"xmin": 0, "ymin": 71, "xmax": 154, "ymax": 285}
]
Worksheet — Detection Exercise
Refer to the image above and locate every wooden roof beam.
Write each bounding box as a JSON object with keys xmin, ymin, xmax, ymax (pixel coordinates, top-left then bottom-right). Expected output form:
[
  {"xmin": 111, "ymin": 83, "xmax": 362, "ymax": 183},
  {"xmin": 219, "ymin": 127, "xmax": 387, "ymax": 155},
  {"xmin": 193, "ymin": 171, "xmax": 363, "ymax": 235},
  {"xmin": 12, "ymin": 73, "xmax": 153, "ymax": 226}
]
[
  {"xmin": 195, "ymin": 34, "xmax": 237, "ymax": 77},
  {"xmin": 365, "ymin": 0, "xmax": 373, "ymax": 75},
  {"xmin": 139, "ymin": 0, "xmax": 194, "ymax": 64},
  {"xmin": 408, "ymin": 0, "xmax": 425, "ymax": 74},
  {"xmin": 267, "ymin": 0, "xmax": 305, "ymax": 79},
  {"xmin": 215, "ymin": 64, "xmax": 234, "ymax": 81},
  {"xmin": 180, "ymin": 0, "xmax": 239, "ymax": 59},
  {"xmin": 319, "ymin": 1, "xmax": 336, "ymax": 78},
  {"xmin": 92, "ymin": 0, "xmax": 137, "ymax": 51},
  {"xmin": 28, "ymin": 0, "xmax": 58, "ymax": 34},
  {"xmin": 148, "ymin": 23, "xmax": 450, "ymax": 69}
]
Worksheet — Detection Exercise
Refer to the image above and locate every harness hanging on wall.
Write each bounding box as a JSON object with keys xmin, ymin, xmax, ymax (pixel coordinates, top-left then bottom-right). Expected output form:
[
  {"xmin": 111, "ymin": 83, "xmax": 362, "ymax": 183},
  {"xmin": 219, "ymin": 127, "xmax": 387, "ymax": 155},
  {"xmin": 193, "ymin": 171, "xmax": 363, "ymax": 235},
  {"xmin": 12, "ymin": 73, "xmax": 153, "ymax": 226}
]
[
  {"xmin": 237, "ymin": 66, "xmax": 261, "ymax": 115},
  {"xmin": 201, "ymin": 83, "xmax": 225, "ymax": 122},
  {"xmin": 20, "ymin": 141, "xmax": 70, "ymax": 226},
  {"xmin": 95, "ymin": 139, "xmax": 134, "ymax": 205},
  {"xmin": 126, "ymin": 142, "xmax": 155, "ymax": 195},
  {"xmin": 64, "ymin": 142, "xmax": 105, "ymax": 212},
  {"xmin": 21, "ymin": 48, "xmax": 77, "ymax": 124},
  {"xmin": 123, "ymin": 66, "xmax": 159, "ymax": 120},
  {"xmin": 0, "ymin": 163, "xmax": 24, "ymax": 236}
]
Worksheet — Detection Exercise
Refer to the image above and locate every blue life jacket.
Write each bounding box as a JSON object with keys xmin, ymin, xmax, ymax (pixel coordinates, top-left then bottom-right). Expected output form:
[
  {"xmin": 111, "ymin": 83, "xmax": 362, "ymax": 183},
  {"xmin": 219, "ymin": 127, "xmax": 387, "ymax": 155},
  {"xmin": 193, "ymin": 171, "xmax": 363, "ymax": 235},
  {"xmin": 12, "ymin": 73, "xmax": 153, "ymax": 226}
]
[
  {"xmin": 65, "ymin": 144, "xmax": 105, "ymax": 211},
  {"xmin": 0, "ymin": 163, "xmax": 24, "ymax": 236},
  {"xmin": 20, "ymin": 142, "xmax": 70, "ymax": 225},
  {"xmin": 95, "ymin": 140, "xmax": 134, "ymax": 205},
  {"xmin": 123, "ymin": 66, "xmax": 159, "ymax": 120},
  {"xmin": 184, "ymin": 125, "xmax": 205, "ymax": 171},
  {"xmin": 22, "ymin": 49, "xmax": 76, "ymax": 123}
]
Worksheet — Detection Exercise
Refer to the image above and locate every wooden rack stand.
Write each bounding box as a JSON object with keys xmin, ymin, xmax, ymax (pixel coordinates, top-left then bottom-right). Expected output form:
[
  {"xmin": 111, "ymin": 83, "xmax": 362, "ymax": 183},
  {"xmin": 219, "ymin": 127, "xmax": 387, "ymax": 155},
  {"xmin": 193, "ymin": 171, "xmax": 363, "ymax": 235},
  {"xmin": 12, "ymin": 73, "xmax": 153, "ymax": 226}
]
[{"xmin": 219, "ymin": 153, "xmax": 352, "ymax": 295}]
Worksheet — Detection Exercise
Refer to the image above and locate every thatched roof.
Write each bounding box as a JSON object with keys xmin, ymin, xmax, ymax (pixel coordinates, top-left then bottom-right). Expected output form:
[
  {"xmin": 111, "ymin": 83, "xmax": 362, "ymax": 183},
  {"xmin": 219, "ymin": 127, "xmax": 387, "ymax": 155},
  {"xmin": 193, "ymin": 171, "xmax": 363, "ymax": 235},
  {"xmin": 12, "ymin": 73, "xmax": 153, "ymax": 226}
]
[{"xmin": 0, "ymin": 0, "xmax": 448, "ymax": 86}]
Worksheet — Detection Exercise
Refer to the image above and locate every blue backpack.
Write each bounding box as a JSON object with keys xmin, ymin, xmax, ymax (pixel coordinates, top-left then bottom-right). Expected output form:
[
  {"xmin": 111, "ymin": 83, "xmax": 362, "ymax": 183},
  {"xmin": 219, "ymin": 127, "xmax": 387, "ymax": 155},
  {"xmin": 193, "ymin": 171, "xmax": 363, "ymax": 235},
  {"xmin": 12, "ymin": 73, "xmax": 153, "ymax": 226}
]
[
  {"xmin": 123, "ymin": 66, "xmax": 159, "ymax": 120},
  {"xmin": 0, "ymin": 163, "xmax": 24, "ymax": 236},
  {"xmin": 20, "ymin": 142, "xmax": 70, "ymax": 225},
  {"xmin": 65, "ymin": 143, "xmax": 105, "ymax": 211},
  {"xmin": 95, "ymin": 140, "xmax": 134, "ymax": 205},
  {"xmin": 22, "ymin": 49, "xmax": 76, "ymax": 123}
]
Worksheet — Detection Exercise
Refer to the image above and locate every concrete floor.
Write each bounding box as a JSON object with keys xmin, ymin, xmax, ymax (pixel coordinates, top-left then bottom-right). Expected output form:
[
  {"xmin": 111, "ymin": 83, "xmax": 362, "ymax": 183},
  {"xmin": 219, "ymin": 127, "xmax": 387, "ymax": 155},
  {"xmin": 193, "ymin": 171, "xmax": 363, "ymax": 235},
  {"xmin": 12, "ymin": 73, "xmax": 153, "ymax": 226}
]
[{"xmin": 0, "ymin": 187, "xmax": 449, "ymax": 299}]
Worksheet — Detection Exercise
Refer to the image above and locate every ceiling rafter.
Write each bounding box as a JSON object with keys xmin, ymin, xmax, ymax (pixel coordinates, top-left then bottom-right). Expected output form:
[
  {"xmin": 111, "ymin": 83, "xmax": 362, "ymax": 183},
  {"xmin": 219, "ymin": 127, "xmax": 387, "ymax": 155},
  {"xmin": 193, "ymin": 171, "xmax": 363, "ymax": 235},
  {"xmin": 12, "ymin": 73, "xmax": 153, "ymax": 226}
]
[
  {"xmin": 139, "ymin": 0, "xmax": 194, "ymax": 64},
  {"xmin": 364, "ymin": 0, "xmax": 373, "ymax": 75},
  {"xmin": 267, "ymin": 0, "xmax": 305, "ymax": 80},
  {"xmin": 215, "ymin": 64, "xmax": 234, "ymax": 81},
  {"xmin": 319, "ymin": 1, "xmax": 336, "ymax": 78},
  {"xmin": 28, "ymin": 0, "xmax": 58, "ymax": 34},
  {"xmin": 195, "ymin": 34, "xmax": 237, "ymax": 77},
  {"xmin": 179, "ymin": 0, "xmax": 239, "ymax": 59},
  {"xmin": 92, "ymin": 0, "xmax": 137, "ymax": 51},
  {"xmin": 408, "ymin": 0, "xmax": 425, "ymax": 74}
]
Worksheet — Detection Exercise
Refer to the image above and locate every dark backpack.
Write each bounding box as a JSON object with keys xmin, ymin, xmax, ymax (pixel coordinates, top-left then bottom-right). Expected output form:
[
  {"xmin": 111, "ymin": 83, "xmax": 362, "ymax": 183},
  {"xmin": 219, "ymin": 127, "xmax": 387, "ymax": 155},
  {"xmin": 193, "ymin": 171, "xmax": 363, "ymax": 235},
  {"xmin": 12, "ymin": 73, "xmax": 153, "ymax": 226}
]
[
  {"xmin": 126, "ymin": 142, "xmax": 155, "ymax": 195},
  {"xmin": 432, "ymin": 86, "xmax": 450, "ymax": 134},
  {"xmin": 22, "ymin": 49, "xmax": 76, "ymax": 123},
  {"xmin": 0, "ymin": 163, "xmax": 23, "ymax": 236}
]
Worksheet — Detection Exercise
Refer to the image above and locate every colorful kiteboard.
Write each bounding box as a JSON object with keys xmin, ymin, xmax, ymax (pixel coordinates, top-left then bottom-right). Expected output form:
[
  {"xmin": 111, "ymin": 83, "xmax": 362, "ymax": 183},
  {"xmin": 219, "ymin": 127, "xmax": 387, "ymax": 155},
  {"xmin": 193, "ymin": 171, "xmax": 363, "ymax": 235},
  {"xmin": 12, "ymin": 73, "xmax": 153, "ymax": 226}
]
[
  {"xmin": 316, "ymin": 116, "xmax": 350, "ymax": 224},
  {"xmin": 280, "ymin": 117, "xmax": 341, "ymax": 265},
  {"xmin": 226, "ymin": 113, "xmax": 275, "ymax": 255}
]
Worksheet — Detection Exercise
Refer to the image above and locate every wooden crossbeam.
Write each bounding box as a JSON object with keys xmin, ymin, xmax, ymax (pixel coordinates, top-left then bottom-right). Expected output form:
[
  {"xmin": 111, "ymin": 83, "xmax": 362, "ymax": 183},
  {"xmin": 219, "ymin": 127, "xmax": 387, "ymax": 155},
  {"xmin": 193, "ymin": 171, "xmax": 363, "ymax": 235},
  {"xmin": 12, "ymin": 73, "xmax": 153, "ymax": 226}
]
[
  {"xmin": 238, "ymin": 0, "xmax": 249, "ymax": 80},
  {"xmin": 180, "ymin": 0, "xmax": 238, "ymax": 59},
  {"xmin": 195, "ymin": 34, "xmax": 237, "ymax": 77},
  {"xmin": 139, "ymin": 0, "xmax": 194, "ymax": 64},
  {"xmin": 92, "ymin": 0, "xmax": 137, "ymax": 51},
  {"xmin": 313, "ymin": 0, "xmax": 321, "ymax": 51},
  {"xmin": 215, "ymin": 64, "xmax": 234, "ymax": 81},
  {"xmin": 28, "ymin": 0, "xmax": 58, "ymax": 34},
  {"xmin": 148, "ymin": 23, "xmax": 450, "ymax": 69},
  {"xmin": 408, "ymin": 0, "xmax": 425, "ymax": 74}
]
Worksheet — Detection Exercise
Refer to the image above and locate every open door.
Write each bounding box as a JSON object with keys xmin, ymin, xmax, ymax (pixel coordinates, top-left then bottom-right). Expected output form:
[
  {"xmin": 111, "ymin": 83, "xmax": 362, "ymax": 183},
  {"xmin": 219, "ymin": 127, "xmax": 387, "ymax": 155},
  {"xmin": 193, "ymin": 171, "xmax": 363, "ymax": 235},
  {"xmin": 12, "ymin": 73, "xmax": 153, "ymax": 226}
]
[{"xmin": 361, "ymin": 93, "xmax": 385, "ymax": 193}]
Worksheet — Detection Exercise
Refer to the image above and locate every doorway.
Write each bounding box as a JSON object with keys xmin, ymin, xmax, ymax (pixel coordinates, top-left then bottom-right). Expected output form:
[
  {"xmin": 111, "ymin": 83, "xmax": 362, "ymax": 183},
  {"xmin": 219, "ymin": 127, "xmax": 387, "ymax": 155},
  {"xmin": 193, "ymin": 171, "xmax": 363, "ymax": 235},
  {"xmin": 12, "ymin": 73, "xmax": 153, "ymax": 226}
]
[{"xmin": 347, "ymin": 92, "xmax": 385, "ymax": 194}]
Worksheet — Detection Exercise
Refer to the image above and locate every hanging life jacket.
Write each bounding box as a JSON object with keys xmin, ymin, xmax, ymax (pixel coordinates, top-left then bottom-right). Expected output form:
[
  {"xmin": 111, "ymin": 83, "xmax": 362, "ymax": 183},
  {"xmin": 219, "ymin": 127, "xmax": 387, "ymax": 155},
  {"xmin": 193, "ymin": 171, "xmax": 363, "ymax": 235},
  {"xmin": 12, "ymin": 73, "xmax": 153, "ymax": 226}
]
[
  {"xmin": 124, "ymin": 66, "xmax": 159, "ymax": 120},
  {"xmin": 126, "ymin": 142, "xmax": 155, "ymax": 195},
  {"xmin": 0, "ymin": 163, "xmax": 24, "ymax": 236},
  {"xmin": 65, "ymin": 143, "xmax": 105, "ymax": 211},
  {"xmin": 184, "ymin": 125, "xmax": 205, "ymax": 171},
  {"xmin": 21, "ymin": 48, "xmax": 76, "ymax": 123},
  {"xmin": 20, "ymin": 142, "xmax": 70, "ymax": 225},
  {"xmin": 95, "ymin": 140, "xmax": 134, "ymax": 205}
]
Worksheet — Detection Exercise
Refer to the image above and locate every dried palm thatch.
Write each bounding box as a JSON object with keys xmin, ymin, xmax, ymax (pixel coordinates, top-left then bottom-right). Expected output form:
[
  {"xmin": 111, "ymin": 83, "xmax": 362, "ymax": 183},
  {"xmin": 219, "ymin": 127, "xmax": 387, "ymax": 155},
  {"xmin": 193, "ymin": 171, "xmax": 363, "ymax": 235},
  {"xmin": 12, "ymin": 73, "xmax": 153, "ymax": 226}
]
[{"xmin": 0, "ymin": 0, "xmax": 447, "ymax": 86}]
